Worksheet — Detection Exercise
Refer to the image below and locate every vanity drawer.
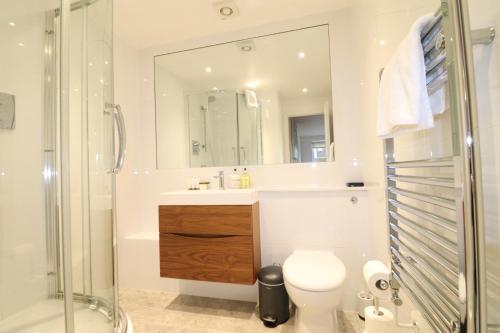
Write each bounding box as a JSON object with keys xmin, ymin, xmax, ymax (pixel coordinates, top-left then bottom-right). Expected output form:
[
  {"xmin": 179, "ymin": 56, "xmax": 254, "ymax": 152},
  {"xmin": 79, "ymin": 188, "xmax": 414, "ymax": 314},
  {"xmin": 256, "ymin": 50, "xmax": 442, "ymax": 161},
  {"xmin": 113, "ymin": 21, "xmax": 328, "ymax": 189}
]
[
  {"xmin": 160, "ymin": 233, "xmax": 256, "ymax": 284},
  {"xmin": 159, "ymin": 204, "xmax": 257, "ymax": 236}
]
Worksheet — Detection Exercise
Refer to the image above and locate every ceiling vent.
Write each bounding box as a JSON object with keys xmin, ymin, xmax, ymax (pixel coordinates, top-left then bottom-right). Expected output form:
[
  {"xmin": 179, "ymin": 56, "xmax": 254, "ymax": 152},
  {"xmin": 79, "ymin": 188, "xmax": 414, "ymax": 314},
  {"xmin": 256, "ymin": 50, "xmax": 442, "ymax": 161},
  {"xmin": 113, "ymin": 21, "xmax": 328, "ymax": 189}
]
[{"xmin": 213, "ymin": 0, "xmax": 239, "ymax": 20}]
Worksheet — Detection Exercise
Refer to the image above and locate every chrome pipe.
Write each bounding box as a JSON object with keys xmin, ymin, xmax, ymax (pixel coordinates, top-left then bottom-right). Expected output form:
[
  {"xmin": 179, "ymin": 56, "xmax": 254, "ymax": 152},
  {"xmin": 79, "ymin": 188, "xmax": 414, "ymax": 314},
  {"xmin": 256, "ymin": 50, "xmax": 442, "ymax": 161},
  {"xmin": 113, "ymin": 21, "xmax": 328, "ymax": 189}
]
[
  {"xmin": 43, "ymin": 10, "xmax": 60, "ymax": 297},
  {"xmin": 389, "ymin": 226, "xmax": 459, "ymax": 277},
  {"xmin": 392, "ymin": 247, "xmax": 459, "ymax": 314},
  {"xmin": 393, "ymin": 264, "xmax": 457, "ymax": 331},
  {"xmin": 422, "ymin": 12, "xmax": 444, "ymax": 42},
  {"xmin": 426, "ymin": 52, "xmax": 446, "ymax": 73},
  {"xmin": 80, "ymin": 1, "xmax": 93, "ymax": 298},
  {"xmin": 387, "ymin": 174, "xmax": 455, "ymax": 188},
  {"xmin": 389, "ymin": 199, "xmax": 456, "ymax": 232},
  {"xmin": 390, "ymin": 238, "xmax": 459, "ymax": 297},
  {"xmin": 389, "ymin": 210, "xmax": 458, "ymax": 255},
  {"xmin": 392, "ymin": 272, "xmax": 446, "ymax": 332},
  {"xmin": 388, "ymin": 187, "xmax": 456, "ymax": 210},
  {"xmin": 60, "ymin": 0, "xmax": 75, "ymax": 332},
  {"xmin": 392, "ymin": 268, "xmax": 451, "ymax": 332},
  {"xmin": 386, "ymin": 157, "xmax": 454, "ymax": 168},
  {"xmin": 443, "ymin": 0, "xmax": 486, "ymax": 331},
  {"xmin": 427, "ymin": 73, "xmax": 449, "ymax": 95}
]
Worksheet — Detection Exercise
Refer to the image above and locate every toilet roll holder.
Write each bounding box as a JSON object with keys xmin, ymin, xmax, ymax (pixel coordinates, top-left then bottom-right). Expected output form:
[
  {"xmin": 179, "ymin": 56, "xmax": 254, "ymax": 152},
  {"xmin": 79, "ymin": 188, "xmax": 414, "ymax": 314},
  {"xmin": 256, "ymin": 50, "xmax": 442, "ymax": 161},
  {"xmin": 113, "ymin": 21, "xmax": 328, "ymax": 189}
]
[
  {"xmin": 388, "ymin": 279, "xmax": 420, "ymax": 332},
  {"xmin": 372, "ymin": 279, "xmax": 389, "ymax": 315},
  {"xmin": 367, "ymin": 278, "xmax": 420, "ymax": 332}
]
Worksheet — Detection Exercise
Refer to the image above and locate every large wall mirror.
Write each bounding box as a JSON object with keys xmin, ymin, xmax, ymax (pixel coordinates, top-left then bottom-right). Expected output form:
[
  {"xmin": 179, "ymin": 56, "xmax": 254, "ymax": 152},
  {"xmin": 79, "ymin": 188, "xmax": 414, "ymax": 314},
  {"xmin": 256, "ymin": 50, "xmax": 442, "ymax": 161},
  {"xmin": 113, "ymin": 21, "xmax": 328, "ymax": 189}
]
[{"xmin": 154, "ymin": 25, "xmax": 333, "ymax": 169}]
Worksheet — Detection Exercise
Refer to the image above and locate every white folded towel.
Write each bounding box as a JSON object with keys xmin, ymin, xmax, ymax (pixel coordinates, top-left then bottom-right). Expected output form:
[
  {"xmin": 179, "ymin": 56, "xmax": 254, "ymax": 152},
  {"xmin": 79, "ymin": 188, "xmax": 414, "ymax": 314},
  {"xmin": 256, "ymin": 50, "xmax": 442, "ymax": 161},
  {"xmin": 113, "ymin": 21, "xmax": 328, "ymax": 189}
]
[
  {"xmin": 377, "ymin": 14, "xmax": 437, "ymax": 138},
  {"xmin": 244, "ymin": 89, "xmax": 259, "ymax": 109}
]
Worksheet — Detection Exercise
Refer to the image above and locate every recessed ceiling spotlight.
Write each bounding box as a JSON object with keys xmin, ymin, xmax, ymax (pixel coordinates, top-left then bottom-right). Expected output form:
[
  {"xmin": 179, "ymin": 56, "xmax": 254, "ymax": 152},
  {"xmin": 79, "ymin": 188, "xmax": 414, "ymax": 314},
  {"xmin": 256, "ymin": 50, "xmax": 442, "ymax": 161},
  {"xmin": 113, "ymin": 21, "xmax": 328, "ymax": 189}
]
[
  {"xmin": 8, "ymin": 22, "xmax": 16, "ymax": 27},
  {"xmin": 298, "ymin": 52, "xmax": 305, "ymax": 59},
  {"xmin": 205, "ymin": 67, "xmax": 212, "ymax": 73},
  {"xmin": 220, "ymin": 7, "xmax": 233, "ymax": 16},
  {"xmin": 236, "ymin": 40, "xmax": 256, "ymax": 53},
  {"xmin": 213, "ymin": 0, "xmax": 239, "ymax": 20},
  {"xmin": 302, "ymin": 88, "xmax": 308, "ymax": 93},
  {"xmin": 212, "ymin": 87, "xmax": 218, "ymax": 91},
  {"xmin": 18, "ymin": 42, "xmax": 25, "ymax": 47},
  {"xmin": 378, "ymin": 40, "xmax": 387, "ymax": 46}
]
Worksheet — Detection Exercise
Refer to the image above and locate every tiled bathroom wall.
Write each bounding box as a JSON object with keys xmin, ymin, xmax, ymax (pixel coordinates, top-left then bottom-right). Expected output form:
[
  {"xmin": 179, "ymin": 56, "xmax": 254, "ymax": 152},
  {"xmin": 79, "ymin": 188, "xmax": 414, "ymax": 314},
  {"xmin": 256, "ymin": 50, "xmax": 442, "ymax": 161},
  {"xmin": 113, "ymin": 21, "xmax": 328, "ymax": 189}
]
[
  {"xmin": 0, "ymin": 7, "xmax": 49, "ymax": 318},
  {"xmin": 115, "ymin": 0, "xmax": 442, "ymax": 321}
]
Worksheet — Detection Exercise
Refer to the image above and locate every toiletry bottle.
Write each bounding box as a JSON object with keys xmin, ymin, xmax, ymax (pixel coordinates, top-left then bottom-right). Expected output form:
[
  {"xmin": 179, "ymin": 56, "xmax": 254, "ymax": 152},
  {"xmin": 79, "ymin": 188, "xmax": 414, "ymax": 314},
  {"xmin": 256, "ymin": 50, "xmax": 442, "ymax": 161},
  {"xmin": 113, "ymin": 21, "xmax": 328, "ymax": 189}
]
[
  {"xmin": 241, "ymin": 168, "xmax": 250, "ymax": 189},
  {"xmin": 230, "ymin": 168, "xmax": 241, "ymax": 189}
]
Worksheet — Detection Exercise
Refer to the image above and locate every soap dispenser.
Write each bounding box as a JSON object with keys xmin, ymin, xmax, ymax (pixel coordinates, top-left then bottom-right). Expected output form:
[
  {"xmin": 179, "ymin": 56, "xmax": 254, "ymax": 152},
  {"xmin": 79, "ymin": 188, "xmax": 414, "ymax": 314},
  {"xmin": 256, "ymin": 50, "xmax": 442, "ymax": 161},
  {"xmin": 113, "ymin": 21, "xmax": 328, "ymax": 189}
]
[
  {"xmin": 241, "ymin": 168, "xmax": 250, "ymax": 189},
  {"xmin": 230, "ymin": 168, "xmax": 241, "ymax": 189}
]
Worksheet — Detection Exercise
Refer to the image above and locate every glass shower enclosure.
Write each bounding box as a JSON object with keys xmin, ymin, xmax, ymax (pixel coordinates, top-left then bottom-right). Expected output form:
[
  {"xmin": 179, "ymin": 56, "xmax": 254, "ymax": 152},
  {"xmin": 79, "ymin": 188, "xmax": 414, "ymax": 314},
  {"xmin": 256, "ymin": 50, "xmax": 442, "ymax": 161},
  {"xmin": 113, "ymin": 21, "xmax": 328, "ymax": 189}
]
[
  {"xmin": 0, "ymin": 0, "xmax": 127, "ymax": 332},
  {"xmin": 464, "ymin": 0, "xmax": 500, "ymax": 331}
]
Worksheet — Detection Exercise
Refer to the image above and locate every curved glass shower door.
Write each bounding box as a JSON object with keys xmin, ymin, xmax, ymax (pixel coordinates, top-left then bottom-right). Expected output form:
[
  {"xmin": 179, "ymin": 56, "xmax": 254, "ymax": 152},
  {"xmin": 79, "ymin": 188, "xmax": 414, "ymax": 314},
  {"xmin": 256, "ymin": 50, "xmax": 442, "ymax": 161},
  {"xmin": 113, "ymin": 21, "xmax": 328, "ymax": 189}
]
[
  {"xmin": 67, "ymin": 0, "xmax": 118, "ymax": 331},
  {"xmin": 0, "ymin": 0, "xmax": 124, "ymax": 332},
  {"xmin": 465, "ymin": 0, "xmax": 500, "ymax": 331}
]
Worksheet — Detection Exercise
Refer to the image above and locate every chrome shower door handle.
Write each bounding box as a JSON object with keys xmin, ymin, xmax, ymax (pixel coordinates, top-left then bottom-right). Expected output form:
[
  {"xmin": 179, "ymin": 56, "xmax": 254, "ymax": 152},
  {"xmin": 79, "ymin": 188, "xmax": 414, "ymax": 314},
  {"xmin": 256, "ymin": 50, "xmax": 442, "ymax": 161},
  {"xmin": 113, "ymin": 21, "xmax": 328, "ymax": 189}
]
[{"xmin": 105, "ymin": 102, "xmax": 126, "ymax": 174}]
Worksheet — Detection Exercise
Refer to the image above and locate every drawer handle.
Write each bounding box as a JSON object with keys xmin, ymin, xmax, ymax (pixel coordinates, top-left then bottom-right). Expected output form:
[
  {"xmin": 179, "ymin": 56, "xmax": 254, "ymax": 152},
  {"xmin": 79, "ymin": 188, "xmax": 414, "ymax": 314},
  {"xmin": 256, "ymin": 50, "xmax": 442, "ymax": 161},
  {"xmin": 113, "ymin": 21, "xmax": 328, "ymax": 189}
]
[{"xmin": 171, "ymin": 233, "xmax": 235, "ymax": 239}]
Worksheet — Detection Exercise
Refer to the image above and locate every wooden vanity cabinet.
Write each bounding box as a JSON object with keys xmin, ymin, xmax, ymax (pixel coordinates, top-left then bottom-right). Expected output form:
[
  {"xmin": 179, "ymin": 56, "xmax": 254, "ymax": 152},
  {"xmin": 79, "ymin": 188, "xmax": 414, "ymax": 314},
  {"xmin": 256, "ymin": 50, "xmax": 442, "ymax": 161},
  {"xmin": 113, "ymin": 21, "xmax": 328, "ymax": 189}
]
[{"xmin": 159, "ymin": 203, "xmax": 261, "ymax": 285}]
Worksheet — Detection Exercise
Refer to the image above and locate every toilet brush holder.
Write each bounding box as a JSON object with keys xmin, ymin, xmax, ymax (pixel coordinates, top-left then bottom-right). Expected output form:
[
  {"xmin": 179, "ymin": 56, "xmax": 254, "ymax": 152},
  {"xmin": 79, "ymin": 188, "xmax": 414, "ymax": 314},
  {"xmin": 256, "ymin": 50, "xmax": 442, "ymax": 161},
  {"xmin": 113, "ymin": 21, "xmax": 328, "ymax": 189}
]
[{"xmin": 356, "ymin": 291, "xmax": 374, "ymax": 320}]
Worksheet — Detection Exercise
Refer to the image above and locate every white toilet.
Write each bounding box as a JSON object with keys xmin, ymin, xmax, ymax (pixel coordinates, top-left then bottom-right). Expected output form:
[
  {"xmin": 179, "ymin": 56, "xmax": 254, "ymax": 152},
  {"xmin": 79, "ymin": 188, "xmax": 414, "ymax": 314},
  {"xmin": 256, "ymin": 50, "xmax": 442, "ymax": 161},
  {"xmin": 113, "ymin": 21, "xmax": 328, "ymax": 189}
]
[{"xmin": 283, "ymin": 250, "xmax": 346, "ymax": 333}]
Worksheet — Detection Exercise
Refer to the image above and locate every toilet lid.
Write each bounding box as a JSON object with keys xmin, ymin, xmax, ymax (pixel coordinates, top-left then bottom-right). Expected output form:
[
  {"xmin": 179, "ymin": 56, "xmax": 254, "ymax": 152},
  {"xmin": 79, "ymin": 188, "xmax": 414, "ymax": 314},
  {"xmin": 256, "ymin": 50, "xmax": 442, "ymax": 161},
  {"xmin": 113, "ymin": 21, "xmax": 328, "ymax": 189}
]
[{"xmin": 283, "ymin": 251, "xmax": 346, "ymax": 292}]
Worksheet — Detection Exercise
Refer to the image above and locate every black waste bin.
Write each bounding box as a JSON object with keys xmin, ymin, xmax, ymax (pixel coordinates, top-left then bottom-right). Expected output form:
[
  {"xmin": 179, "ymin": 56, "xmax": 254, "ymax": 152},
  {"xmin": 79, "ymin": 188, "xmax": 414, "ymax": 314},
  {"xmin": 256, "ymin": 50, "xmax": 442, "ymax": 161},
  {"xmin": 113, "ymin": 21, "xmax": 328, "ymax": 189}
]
[{"xmin": 258, "ymin": 265, "xmax": 290, "ymax": 327}]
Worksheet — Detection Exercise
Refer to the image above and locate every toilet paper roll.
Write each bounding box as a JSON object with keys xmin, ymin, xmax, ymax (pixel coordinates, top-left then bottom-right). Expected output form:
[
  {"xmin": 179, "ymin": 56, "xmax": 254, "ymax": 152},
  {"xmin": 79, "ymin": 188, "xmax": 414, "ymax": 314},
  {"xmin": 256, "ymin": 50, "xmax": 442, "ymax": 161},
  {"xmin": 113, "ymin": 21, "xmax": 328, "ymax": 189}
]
[
  {"xmin": 363, "ymin": 261, "xmax": 391, "ymax": 299},
  {"xmin": 364, "ymin": 306, "xmax": 398, "ymax": 333}
]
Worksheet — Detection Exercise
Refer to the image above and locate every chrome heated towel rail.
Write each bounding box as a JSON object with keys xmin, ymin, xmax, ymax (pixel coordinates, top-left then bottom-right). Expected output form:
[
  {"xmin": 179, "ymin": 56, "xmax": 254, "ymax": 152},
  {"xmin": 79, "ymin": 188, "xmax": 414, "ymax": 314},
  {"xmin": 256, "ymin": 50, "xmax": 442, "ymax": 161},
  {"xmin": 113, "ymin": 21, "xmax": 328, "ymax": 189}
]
[
  {"xmin": 386, "ymin": 154, "xmax": 462, "ymax": 332},
  {"xmin": 384, "ymin": 2, "xmax": 495, "ymax": 332}
]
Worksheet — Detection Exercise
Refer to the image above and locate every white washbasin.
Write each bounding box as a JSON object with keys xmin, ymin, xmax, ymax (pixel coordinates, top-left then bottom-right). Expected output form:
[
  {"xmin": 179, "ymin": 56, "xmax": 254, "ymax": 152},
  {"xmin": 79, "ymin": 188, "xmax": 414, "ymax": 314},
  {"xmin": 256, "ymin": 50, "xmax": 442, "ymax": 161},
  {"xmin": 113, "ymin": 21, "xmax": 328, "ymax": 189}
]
[{"xmin": 159, "ymin": 189, "xmax": 258, "ymax": 205}]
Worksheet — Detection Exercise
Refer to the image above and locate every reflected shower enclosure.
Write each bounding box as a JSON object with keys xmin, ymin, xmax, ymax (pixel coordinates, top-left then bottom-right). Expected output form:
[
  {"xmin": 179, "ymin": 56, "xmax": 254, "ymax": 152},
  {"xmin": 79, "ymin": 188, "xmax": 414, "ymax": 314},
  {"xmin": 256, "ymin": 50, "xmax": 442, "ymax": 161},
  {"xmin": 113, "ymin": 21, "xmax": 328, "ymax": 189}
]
[{"xmin": 188, "ymin": 90, "xmax": 263, "ymax": 168}]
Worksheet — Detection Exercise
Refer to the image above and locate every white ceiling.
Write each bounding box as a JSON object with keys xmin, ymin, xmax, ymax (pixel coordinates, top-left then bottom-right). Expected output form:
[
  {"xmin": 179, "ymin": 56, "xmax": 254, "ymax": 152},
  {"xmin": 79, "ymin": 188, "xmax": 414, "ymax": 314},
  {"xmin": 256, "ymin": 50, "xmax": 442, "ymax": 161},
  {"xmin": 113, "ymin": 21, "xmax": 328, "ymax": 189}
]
[
  {"xmin": 155, "ymin": 25, "xmax": 331, "ymax": 100},
  {"xmin": 114, "ymin": 0, "xmax": 353, "ymax": 49}
]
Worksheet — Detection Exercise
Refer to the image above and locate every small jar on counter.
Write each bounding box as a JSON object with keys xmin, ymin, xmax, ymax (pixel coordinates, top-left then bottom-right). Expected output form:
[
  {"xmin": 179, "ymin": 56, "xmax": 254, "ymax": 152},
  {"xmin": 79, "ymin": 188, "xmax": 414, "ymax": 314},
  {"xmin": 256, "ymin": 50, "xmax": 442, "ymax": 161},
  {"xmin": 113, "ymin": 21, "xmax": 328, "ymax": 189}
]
[{"xmin": 199, "ymin": 181, "xmax": 211, "ymax": 190}]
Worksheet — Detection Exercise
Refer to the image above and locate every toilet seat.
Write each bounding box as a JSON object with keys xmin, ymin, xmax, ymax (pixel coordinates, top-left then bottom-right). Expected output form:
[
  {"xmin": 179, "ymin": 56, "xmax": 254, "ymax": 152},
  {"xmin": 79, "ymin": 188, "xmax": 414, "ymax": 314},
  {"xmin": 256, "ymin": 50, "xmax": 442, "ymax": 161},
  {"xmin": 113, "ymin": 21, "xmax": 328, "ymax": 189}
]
[{"xmin": 283, "ymin": 251, "xmax": 346, "ymax": 292}]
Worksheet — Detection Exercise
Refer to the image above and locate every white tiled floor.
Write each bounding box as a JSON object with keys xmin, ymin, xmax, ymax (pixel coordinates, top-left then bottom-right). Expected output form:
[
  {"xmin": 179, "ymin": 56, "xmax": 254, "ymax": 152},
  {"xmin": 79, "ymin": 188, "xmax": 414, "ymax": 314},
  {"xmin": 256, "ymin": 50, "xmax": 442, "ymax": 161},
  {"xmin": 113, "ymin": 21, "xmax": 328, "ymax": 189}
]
[{"xmin": 120, "ymin": 288, "xmax": 365, "ymax": 333}]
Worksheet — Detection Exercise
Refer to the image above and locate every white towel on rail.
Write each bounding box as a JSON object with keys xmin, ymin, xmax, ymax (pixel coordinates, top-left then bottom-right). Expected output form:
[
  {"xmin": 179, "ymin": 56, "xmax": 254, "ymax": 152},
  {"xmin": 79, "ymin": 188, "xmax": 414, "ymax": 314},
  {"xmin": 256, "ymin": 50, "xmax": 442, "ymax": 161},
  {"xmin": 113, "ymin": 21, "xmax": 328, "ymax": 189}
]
[{"xmin": 377, "ymin": 13, "xmax": 436, "ymax": 138}]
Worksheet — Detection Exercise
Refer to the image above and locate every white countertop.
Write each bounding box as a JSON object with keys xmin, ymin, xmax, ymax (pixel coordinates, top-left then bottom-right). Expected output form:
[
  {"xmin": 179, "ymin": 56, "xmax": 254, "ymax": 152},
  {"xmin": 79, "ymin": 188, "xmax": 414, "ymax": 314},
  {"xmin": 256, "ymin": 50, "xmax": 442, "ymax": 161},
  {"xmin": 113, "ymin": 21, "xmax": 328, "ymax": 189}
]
[
  {"xmin": 158, "ymin": 186, "xmax": 372, "ymax": 206},
  {"xmin": 159, "ymin": 189, "xmax": 259, "ymax": 205}
]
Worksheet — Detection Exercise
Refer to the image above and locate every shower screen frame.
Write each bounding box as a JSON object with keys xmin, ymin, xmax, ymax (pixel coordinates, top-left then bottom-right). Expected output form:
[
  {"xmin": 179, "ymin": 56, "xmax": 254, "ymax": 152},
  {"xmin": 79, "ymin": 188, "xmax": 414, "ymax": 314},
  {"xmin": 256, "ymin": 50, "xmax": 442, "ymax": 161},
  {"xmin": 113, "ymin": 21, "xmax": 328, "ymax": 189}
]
[{"xmin": 43, "ymin": 0, "xmax": 125, "ymax": 332}]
